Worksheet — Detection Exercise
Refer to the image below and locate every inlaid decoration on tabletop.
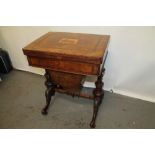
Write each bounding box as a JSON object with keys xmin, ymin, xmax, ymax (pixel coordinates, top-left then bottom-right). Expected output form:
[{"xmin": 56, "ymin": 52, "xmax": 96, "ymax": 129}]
[
  {"xmin": 59, "ymin": 38, "xmax": 78, "ymax": 45},
  {"xmin": 23, "ymin": 32, "xmax": 110, "ymax": 128}
]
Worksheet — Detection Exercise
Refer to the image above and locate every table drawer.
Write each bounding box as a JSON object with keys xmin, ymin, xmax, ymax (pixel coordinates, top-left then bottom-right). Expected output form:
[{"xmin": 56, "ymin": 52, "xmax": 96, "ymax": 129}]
[{"xmin": 27, "ymin": 56, "xmax": 99, "ymax": 75}]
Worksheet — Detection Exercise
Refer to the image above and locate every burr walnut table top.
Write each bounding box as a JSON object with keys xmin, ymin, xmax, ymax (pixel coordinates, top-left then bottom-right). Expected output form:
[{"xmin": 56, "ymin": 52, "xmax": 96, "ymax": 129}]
[
  {"xmin": 22, "ymin": 32, "xmax": 110, "ymax": 128},
  {"xmin": 23, "ymin": 32, "xmax": 110, "ymax": 64}
]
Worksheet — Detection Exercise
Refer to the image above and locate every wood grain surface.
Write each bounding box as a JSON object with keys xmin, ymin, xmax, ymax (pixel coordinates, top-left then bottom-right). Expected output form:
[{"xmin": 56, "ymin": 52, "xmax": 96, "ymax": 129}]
[{"xmin": 23, "ymin": 32, "xmax": 110, "ymax": 64}]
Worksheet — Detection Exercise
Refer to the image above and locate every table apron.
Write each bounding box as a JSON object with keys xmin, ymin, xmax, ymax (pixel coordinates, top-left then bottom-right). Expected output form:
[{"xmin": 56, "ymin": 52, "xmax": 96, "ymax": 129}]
[{"xmin": 27, "ymin": 56, "xmax": 101, "ymax": 75}]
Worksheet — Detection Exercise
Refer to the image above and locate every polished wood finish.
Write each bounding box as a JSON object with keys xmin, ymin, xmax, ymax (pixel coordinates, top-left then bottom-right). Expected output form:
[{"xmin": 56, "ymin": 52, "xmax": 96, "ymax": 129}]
[
  {"xmin": 42, "ymin": 70, "xmax": 56, "ymax": 115},
  {"xmin": 28, "ymin": 56, "xmax": 99, "ymax": 75},
  {"xmin": 90, "ymin": 67, "xmax": 105, "ymax": 128},
  {"xmin": 23, "ymin": 32, "xmax": 110, "ymax": 128},
  {"xmin": 23, "ymin": 32, "xmax": 110, "ymax": 64},
  {"xmin": 49, "ymin": 70, "xmax": 85, "ymax": 91}
]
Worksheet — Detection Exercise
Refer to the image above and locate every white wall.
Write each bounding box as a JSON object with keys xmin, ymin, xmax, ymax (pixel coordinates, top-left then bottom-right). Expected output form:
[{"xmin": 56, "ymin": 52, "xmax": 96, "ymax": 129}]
[
  {"xmin": 0, "ymin": 26, "xmax": 155, "ymax": 103},
  {"xmin": 0, "ymin": 27, "xmax": 52, "ymax": 74}
]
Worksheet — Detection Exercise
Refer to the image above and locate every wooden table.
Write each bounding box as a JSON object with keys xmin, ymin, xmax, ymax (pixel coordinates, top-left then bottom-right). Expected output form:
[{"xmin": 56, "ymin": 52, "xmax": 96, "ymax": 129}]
[{"xmin": 23, "ymin": 32, "xmax": 110, "ymax": 128}]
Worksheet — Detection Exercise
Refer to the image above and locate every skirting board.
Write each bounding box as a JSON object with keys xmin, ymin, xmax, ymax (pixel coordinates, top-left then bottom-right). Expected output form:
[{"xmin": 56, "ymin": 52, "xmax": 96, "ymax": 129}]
[
  {"xmin": 112, "ymin": 89, "xmax": 155, "ymax": 104},
  {"xmin": 15, "ymin": 68, "xmax": 155, "ymax": 103},
  {"xmin": 84, "ymin": 82, "xmax": 155, "ymax": 103}
]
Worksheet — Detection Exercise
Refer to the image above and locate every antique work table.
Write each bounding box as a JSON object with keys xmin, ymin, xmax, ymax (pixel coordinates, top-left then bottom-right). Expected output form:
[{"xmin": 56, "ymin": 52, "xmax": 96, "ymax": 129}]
[{"xmin": 23, "ymin": 32, "xmax": 110, "ymax": 128}]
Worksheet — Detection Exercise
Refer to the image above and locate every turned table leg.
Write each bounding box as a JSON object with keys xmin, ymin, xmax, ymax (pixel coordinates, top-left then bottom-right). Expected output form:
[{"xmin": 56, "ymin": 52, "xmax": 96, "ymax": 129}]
[
  {"xmin": 42, "ymin": 70, "xmax": 56, "ymax": 115},
  {"xmin": 90, "ymin": 68, "xmax": 105, "ymax": 128}
]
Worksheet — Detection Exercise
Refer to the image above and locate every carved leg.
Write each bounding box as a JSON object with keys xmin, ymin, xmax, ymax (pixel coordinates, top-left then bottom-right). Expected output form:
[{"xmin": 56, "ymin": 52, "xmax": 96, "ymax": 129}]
[
  {"xmin": 90, "ymin": 68, "xmax": 105, "ymax": 128},
  {"xmin": 41, "ymin": 70, "xmax": 56, "ymax": 115}
]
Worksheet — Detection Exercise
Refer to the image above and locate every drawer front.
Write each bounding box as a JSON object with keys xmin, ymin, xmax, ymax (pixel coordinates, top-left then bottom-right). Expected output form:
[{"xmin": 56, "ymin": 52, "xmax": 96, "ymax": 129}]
[{"xmin": 27, "ymin": 56, "xmax": 99, "ymax": 75}]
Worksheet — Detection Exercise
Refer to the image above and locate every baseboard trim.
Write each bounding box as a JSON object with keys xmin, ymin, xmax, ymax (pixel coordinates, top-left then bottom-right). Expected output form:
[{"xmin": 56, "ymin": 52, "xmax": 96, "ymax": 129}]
[
  {"xmin": 13, "ymin": 68, "xmax": 155, "ymax": 103},
  {"xmin": 112, "ymin": 89, "xmax": 155, "ymax": 103},
  {"xmin": 83, "ymin": 82, "xmax": 155, "ymax": 103}
]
